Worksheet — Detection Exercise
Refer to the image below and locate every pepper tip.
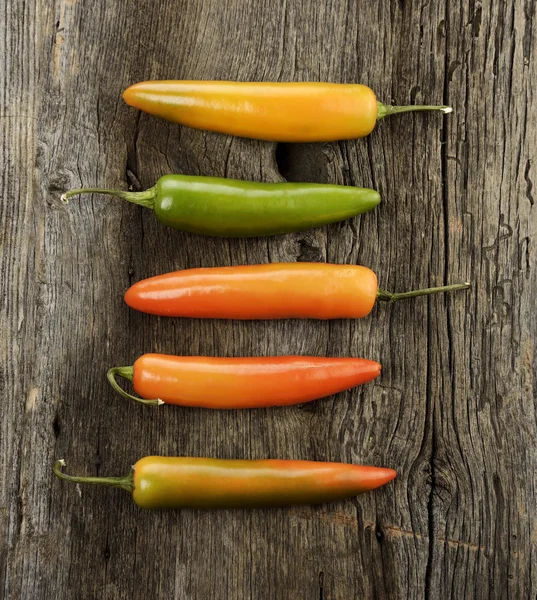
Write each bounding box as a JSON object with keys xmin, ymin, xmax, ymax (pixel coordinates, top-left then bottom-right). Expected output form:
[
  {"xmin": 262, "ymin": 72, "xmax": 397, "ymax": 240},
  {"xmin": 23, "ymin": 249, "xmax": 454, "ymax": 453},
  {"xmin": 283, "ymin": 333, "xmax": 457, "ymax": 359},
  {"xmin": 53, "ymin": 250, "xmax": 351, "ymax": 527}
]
[
  {"xmin": 368, "ymin": 360, "xmax": 382, "ymax": 381},
  {"xmin": 122, "ymin": 85, "xmax": 139, "ymax": 108},
  {"xmin": 386, "ymin": 468, "xmax": 397, "ymax": 482},
  {"xmin": 370, "ymin": 467, "xmax": 397, "ymax": 489},
  {"xmin": 123, "ymin": 286, "xmax": 135, "ymax": 309}
]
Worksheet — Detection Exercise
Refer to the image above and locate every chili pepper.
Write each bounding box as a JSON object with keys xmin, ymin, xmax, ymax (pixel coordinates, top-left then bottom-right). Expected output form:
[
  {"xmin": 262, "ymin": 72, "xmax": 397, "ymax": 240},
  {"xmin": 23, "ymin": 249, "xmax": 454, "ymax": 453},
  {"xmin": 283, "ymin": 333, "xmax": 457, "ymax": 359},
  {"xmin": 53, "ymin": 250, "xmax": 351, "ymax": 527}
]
[
  {"xmin": 124, "ymin": 263, "xmax": 470, "ymax": 319},
  {"xmin": 107, "ymin": 354, "xmax": 382, "ymax": 407},
  {"xmin": 122, "ymin": 80, "xmax": 452, "ymax": 142},
  {"xmin": 53, "ymin": 457, "xmax": 396, "ymax": 509},
  {"xmin": 60, "ymin": 175, "xmax": 380, "ymax": 238}
]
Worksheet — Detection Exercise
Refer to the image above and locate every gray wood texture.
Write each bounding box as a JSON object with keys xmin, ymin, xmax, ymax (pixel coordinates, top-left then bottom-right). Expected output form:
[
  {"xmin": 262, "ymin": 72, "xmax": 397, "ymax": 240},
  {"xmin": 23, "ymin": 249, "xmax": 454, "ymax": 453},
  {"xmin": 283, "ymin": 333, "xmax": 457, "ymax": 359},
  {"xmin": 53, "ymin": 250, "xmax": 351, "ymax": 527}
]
[{"xmin": 1, "ymin": 0, "xmax": 536, "ymax": 598}]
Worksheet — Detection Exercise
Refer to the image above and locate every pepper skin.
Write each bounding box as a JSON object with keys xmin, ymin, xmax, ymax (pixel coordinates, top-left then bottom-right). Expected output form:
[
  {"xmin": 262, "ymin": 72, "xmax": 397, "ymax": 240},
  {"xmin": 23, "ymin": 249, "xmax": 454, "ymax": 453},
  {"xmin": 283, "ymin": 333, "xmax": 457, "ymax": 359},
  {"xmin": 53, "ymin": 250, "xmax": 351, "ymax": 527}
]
[
  {"xmin": 122, "ymin": 80, "xmax": 451, "ymax": 142},
  {"xmin": 53, "ymin": 457, "xmax": 397, "ymax": 509},
  {"xmin": 125, "ymin": 263, "xmax": 378, "ymax": 319},
  {"xmin": 124, "ymin": 262, "xmax": 470, "ymax": 320},
  {"xmin": 107, "ymin": 354, "xmax": 382, "ymax": 407},
  {"xmin": 61, "ymin": 175, "xmax": 380, "ymax": 238}
]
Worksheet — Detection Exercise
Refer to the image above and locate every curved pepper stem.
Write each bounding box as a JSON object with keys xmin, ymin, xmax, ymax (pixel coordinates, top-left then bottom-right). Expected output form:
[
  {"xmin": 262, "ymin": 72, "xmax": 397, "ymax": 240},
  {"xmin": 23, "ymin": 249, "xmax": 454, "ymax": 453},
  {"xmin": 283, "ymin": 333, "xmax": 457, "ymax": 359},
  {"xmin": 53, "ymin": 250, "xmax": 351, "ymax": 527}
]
[
  {"xmin": 377, "ymin": 103, "xmax": 452, "ymax": 120},
  {"xmin": 377, "ymin": 282, "xmax": 470, "ymax": 302},
  {"xmin": 107, "ymin": 366, "xmax": 164, "ymax": 406},
  {"xmin": 53, "ymin": 459, "xmax": 134, "ymax": 493},
  {"xmin": 61, "ymin": 187, "xmax": 157, "ymax": 209}
]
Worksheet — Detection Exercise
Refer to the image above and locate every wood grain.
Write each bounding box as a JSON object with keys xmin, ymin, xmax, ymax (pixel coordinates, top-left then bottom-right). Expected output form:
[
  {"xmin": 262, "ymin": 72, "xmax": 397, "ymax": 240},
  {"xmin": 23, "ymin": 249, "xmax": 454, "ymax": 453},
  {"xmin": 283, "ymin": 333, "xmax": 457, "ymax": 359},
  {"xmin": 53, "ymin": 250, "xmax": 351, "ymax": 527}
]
[{"xmin": 1, "ymin": 0, "xmax": 536, "ymax": 598}]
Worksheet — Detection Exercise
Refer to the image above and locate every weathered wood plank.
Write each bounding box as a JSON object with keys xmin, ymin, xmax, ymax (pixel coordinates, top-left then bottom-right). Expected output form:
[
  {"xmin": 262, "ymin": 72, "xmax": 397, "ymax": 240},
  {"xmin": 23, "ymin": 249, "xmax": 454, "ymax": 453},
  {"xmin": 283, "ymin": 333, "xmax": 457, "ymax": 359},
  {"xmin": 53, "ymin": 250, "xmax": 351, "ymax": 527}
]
[
  {"xmin": 0, "ymin": 0, "xmax": 41, "ymax": 596},
  {"xmin": 1, "ymin": 0, "xmax": 536, "ymax": 598}
]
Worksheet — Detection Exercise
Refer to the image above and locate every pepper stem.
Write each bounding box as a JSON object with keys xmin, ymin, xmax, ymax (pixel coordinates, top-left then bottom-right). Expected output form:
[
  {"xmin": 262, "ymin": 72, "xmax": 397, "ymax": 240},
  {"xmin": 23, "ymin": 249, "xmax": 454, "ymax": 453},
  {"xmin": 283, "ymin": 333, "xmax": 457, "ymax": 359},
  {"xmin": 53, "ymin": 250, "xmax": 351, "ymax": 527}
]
[
  {"xmin": 377, "ymin": 103, "xmax": 452, "ymax": 120},
  {"xmin": 60, "ymin": 186, "xmax": 157, "ymax": 209},
  {"xmin": 53, "ymin": 459, "xmax": 134, "ymax": 493},
  {"xmin": 377, "ymin": 282, "xmax": 470, "ymax": 302},
  {"xmin": 107, "ymin": 366, "xmax": 164, "ymax": 406}
]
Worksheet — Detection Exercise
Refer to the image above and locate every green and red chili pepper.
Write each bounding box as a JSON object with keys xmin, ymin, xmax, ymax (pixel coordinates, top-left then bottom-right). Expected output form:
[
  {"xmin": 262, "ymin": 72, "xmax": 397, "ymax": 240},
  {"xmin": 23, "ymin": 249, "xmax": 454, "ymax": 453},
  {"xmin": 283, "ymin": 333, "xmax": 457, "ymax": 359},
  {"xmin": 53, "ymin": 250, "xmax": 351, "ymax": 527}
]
[{"xmin": 54, "ymin": 457, "xmax": 396, "ymax": 509}]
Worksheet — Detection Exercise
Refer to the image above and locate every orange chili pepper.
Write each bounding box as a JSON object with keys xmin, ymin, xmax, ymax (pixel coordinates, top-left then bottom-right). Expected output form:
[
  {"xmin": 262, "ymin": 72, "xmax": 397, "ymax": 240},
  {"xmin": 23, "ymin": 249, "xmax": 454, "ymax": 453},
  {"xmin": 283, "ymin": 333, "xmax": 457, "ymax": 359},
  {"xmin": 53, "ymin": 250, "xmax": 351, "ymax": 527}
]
[
  {"xmin": 124, "ymin": 263, "xmax": 470, "ymax": 320},
  {"xmin": 107, "ymin": 354, "xmax": 381, "ymax": 407},
  {"xmin": 54, "ymin": 457, "xmax": 397, "ymax": 509},
  {"xmin": 122, "ymin": 80, "xmax": 451, "ymax": 142}
]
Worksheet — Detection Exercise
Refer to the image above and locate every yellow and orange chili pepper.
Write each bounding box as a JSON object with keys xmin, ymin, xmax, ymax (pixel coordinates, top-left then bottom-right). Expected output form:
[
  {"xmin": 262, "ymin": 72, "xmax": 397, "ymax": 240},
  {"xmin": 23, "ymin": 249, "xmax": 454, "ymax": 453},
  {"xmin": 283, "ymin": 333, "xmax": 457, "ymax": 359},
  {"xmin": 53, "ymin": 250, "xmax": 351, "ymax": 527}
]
[
  {"xmin": 124, "ymin": 263, "xmax": 470, "ymax": 320},
  {"xmin": 122, "ymin": 80, "xmax": 451, "ymax": 142}
]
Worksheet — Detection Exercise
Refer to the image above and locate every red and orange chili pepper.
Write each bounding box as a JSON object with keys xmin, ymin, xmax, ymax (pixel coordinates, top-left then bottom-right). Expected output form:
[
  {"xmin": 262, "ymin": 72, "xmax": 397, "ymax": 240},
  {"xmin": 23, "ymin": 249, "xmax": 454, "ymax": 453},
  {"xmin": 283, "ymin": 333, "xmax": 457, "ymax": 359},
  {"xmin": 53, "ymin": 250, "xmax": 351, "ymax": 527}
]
[{"xmin": 107, "ymin": 354, "xmax": 381, "ymax": 407}]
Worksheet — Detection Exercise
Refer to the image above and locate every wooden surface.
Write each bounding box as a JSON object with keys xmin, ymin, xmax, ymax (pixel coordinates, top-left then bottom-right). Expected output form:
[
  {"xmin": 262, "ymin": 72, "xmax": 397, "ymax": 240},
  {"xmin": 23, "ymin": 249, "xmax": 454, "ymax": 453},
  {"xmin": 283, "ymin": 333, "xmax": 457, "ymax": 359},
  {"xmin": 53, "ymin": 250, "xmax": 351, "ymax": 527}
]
[{"xmin": 1, "ymin": 0, "xmax": 536, "ymax": 598}]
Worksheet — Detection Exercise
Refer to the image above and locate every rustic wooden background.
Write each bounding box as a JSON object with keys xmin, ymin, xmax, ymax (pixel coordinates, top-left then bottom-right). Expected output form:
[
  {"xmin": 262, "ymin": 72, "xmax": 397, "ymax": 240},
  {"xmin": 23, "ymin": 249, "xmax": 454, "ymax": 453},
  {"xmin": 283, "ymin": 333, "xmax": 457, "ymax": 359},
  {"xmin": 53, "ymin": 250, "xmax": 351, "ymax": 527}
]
[{"xmin": 2, "ymin": 0, "xmax": 536, "ymax": 598}]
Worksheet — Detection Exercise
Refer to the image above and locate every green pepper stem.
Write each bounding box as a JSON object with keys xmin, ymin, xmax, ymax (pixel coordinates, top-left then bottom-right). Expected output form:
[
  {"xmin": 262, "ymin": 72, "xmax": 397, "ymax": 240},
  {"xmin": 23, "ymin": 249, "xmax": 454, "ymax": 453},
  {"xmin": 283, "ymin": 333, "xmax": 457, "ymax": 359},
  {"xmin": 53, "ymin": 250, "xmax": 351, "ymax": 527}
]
[
  {"xmin": 377, "ymin": 103, "xmax": 452, "ymax": 120},
  {"xmin": 107, "ymin": 366, "xmax": 164, "ymax": 406},
  {"xmin": 60, "ymin": 187, "xmax": 157, "ymax": 209},
  {"xmin": 377, "ymin": 282, "xmax": 470, "ymax": 302},
  {"xmin": 53, "ymin": 459, "xmax": 134, "ymax": 493}
]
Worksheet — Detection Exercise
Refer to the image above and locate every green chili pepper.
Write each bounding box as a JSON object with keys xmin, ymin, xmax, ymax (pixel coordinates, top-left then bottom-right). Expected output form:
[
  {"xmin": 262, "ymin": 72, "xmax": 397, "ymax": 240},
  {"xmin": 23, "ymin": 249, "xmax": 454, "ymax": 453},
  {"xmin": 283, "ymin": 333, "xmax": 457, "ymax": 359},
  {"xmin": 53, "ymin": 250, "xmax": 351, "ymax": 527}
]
[{"xmin": 61, "ymin": 175, "xmax": 380, "ymax": 238}]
